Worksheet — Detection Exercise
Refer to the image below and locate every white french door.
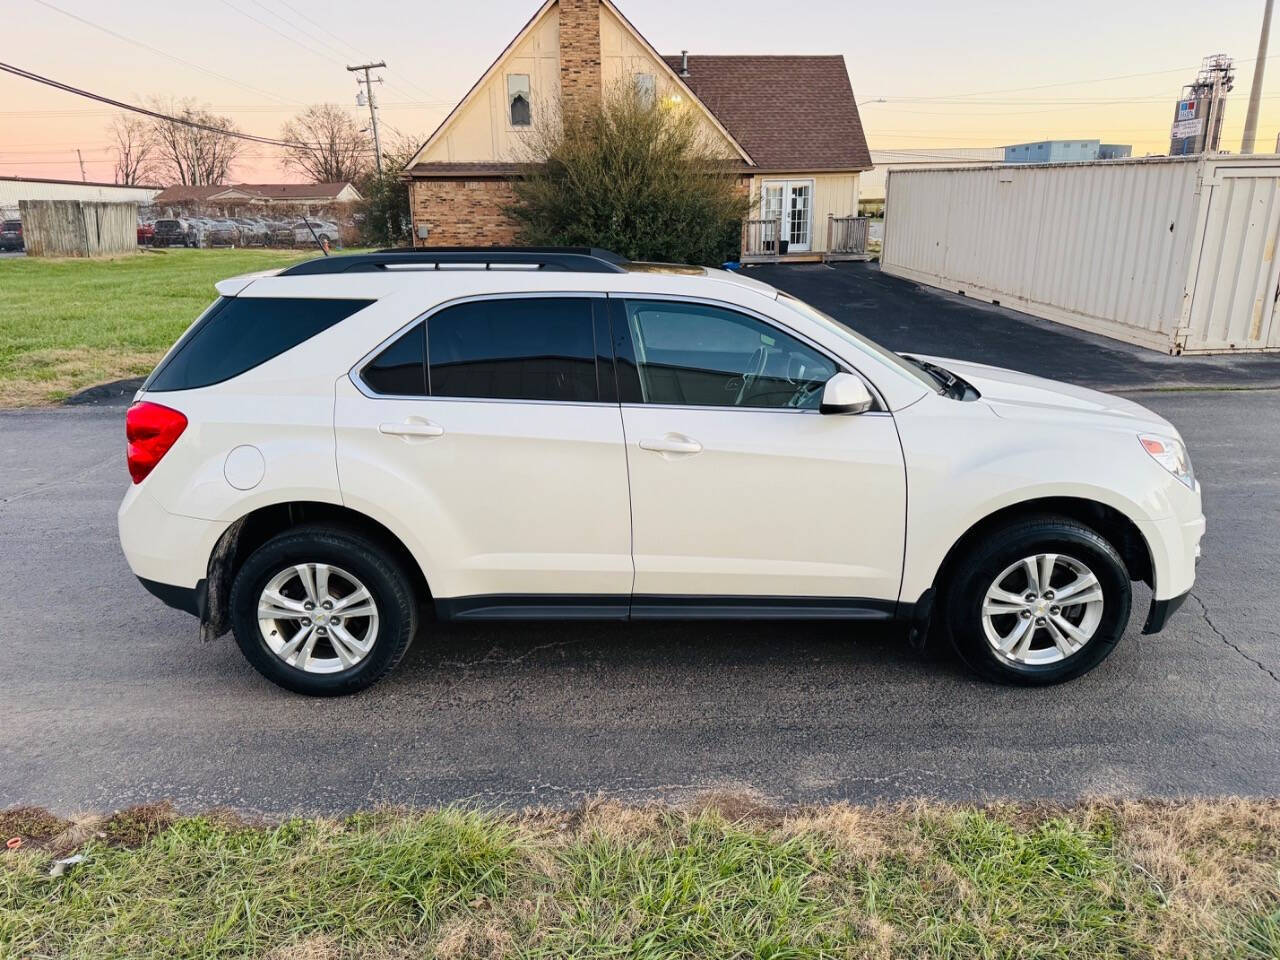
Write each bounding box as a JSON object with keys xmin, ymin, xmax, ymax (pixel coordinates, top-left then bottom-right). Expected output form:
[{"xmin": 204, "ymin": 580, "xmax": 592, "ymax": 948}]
[{"xmin": 761, "ymin": 179, "xmax": 814, "ymax": 253}]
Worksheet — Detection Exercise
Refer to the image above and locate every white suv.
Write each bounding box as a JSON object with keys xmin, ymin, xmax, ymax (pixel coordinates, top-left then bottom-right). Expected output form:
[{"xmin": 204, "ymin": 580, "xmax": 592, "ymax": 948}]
[{"xmin": 118, "ymin": 249, "xmax": 1204, "ymax": 695}]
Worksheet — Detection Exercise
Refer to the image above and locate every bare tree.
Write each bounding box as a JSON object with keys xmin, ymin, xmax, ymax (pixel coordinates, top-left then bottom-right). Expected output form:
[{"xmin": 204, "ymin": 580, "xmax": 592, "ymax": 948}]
[
  {"xmin": 108, "ymin": 114, "xmax": 157, "ymax": 185},
  {"xmin": 147, "ymin": 98, "xmax": 243, "ymax": 185},
  {"xmin": 281, "ymin": 104, "xmax": 371, "ymax": 183}
]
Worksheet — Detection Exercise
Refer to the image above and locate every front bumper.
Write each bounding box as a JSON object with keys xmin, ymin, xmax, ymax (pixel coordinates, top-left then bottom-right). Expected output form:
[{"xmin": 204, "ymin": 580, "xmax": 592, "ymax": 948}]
[
  {"xmin": 1136, "ymin": 507, "xmax": 1203, "ymax": 635},
  {"xmin": 1142, "ymin": 589, "xmax": 1190, "ymax": 634}
]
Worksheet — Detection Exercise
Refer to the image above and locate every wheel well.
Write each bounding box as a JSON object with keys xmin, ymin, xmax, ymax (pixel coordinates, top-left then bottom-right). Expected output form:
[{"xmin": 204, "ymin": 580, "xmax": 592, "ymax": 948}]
[
  {"xmin": 201, "ymin": 502, "xmax": 430, "ymax": 639},
  {"xmin": 932, "ymin": 497, "xmax": 1154, "ymax": 599}
]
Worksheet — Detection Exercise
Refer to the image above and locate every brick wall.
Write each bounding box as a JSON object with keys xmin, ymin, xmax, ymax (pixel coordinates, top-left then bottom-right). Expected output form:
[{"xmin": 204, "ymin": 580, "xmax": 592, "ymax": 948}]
[
  {"xmin": 409, "ymin": 179, "xmax": 519, "ymax": 247},
  {"xmin": 558, "ymin": 0, "xmax": 602, "ymax": 118}
]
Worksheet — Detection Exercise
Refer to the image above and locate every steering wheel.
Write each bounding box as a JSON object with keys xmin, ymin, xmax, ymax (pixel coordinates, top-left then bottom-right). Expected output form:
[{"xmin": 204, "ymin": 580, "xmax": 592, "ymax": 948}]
[{"xmin": 733, "ymin": 345, "xmax": 769, "ymax": 406}]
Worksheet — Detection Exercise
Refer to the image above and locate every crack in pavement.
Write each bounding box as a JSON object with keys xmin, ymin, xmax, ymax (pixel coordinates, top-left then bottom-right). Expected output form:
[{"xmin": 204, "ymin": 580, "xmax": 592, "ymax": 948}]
[
  {"xmin": 1190, "ymin": 593, "xmax": 1280, "ymax": 684},
  {"xmin": 0, "ymin": 454, "xmax": 119, "ymax": 505}
]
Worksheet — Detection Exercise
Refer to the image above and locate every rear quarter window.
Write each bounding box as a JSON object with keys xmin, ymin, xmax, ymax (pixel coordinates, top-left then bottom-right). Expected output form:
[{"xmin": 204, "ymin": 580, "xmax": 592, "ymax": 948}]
[{"xmin": 144, "ymin": 296, "xmax": 373, "ymax": 392}]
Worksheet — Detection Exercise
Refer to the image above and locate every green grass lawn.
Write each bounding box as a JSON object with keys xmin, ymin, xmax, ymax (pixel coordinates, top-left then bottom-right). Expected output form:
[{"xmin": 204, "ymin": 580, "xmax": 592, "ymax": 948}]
[
  {"xmin": 2, "ymin": 798, "xmax": 1277, "ymax": 959},
  {"xmin": 0, "ymin": 249, "xmax": 326, "ymax": 406}
]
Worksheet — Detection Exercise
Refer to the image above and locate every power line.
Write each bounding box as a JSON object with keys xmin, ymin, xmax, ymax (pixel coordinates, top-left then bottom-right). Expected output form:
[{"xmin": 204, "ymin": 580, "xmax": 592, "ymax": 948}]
[
  {"xmin": 25, "ymin": 0, "xmax": 299, "ymax": 106},
  {"xmin": 0, "ymin": 61, "xmax": 308, "ymax": 148},
  {"xmin": 264, "ymin": 0, "xmax": 443, "ymax": 103},
  {"xmin": 217, "ymin": 0, "xmax": 346, "ymax": 69},
  {"xmin": 865, "ymin": 52, "xmax": 1280, "ymax": 103}
]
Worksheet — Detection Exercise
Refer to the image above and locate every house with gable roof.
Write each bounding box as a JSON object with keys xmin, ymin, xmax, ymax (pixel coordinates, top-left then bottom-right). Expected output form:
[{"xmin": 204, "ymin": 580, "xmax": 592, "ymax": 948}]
[{"xmin": 402, "ymin": 0, "xmax": 872, "ymax": 261}]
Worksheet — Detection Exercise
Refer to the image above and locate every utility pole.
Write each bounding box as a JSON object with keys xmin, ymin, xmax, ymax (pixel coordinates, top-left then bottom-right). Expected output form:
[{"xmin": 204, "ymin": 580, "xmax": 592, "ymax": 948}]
[
  {"xmin": 76, "ymin": 148, "xmax": 87, "ymax": 181},
  {"xmin": 1242, "ymin": 0, "xmax": 1274, "ymax": 154},
  {"xmin": 347, "ymin": 61, "xmax": 386, "ymax": 175}
]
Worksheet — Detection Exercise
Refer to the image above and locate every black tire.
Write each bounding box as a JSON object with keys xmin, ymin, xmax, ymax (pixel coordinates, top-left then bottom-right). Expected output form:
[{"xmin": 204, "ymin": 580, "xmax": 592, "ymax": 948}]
[
  {"xmin": 229, "ymin": 525, "xmax": 418, "ymax": 696},
  {"xmin": 940, "ymin": 515, "xmax": 1132, "ymax": 685}
]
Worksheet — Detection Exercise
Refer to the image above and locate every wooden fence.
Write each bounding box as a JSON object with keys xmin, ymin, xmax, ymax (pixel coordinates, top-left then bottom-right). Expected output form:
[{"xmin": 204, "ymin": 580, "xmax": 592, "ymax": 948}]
[{"xmin": 19, "ymin": 200, "xmax": 137, "ymax": 257}]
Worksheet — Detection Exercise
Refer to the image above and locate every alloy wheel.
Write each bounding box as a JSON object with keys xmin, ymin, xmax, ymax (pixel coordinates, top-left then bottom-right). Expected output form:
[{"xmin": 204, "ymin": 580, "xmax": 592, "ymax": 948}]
[
  {"xmin": 257, "ymin": 563, "xmax": 379, "ymax": 674},
  {"xmin": 980, "ymin": 553, "xmax": 1104, "ymax": 665}
]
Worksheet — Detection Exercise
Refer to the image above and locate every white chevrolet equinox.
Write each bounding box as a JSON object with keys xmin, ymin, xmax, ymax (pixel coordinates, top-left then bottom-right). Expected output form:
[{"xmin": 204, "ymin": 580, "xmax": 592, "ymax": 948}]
[{"xmin": 118, "ymin": 248, "xmax": 1205, "ymax": 696}]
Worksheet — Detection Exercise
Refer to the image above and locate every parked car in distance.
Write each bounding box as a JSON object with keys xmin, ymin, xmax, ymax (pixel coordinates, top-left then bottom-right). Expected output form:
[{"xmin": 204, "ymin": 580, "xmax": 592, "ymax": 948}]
[
  {"xmin": 137, "ymin": 221, "xmax": 155, "ymax": 247},
  {"xmin": 268, "ymin": 220, "xmax": 297, "ymax": 247},
  {"xmin": 0, "ymin": 218, "xmax": 23, "ymax": 251},
  {"xmin": 290, "ymin": 218, "xmax": 339, "ymax": 246},
  {"xmin": 233, "ymin": 218, "xmax": 270, "ymax": 246},
  {"xmin": 203, "ymin": 219, "xmax": 242, "ymax": 247},
  {"xmin": 151, "ymin": 218, "xmax": 196, "ymax": 248},
  {"xmin": 118, "ymin": 248, "xmax": 1204, "ymax": 696}
]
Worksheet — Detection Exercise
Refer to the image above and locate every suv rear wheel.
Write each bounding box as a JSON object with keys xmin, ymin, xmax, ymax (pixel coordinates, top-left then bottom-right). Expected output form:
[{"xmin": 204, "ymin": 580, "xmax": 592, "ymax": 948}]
[
  {"xmin": 941, "ymin": 515, "xmax": 1132, "ymax": 685},
  {"xmin": 229, "ymin": 526, "xmax": 417, "ymax": 696}
]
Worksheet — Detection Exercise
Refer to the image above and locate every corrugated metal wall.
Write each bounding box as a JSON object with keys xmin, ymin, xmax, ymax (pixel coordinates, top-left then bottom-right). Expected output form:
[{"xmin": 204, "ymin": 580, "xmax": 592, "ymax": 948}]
[
  {"xmin": 882, "ymin": 155, "xmax": 1280, "ymax": 354},
  {"xmin": 1183, "ymin": 159, "xmax": 1280, "ymax": 351},
  {"xmin": 19, "ymin": 200, "xmax": 137, "ymax": 257},
  {"xmin": 0, "ymin": 179, "xmax": 159, "ymax": 207}
]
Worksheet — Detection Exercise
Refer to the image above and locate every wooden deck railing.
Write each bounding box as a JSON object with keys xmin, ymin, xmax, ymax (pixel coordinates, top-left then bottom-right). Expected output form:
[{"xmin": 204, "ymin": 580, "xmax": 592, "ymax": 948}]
[
  {"xmin": 826, "ymin": 215, "xmax": 869, "ymax": 259},
  {"xmin": 741, "ymin": 217, "xmax": 784, "ymax": 263}
]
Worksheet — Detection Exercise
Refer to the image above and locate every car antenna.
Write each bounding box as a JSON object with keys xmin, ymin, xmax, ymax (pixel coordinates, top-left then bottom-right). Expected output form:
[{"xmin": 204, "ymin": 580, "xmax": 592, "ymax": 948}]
[{"xmin": 302, "ymin": 217, "xmax": 329, "ymax": 256}]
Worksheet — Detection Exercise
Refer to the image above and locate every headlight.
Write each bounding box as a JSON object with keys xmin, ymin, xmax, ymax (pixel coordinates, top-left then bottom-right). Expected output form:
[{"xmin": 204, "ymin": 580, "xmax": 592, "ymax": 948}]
[{"xmin": 1139, "ymin": 434, "xmax": 1195, "ymax": 490}]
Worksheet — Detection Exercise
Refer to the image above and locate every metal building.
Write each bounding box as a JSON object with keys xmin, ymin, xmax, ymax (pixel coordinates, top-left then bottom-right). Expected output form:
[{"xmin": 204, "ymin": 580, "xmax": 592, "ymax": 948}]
[
  {"xmin": 1003, "ymin": 140, "xmax": 1133, "ymax": 164},
  {"xmin": 881, "ymin": 155, "xmax": 1280, "ymax": 354},
  {"xmin": 861, "ymin": 148, "xmax": 1006, "ymax": 201},
  {"xmin": 0, "ymin": 176, "xmax": 160, "ymax": 212}
]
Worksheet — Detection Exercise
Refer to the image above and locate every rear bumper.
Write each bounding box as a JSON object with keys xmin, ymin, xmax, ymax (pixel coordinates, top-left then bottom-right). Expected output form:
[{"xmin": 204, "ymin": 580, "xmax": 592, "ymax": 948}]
[
  {"xmin": 138, "ymin": 576, "xmax": 207, "ymax": 619},
  {"xmin": 118, "ymin": 484, "xmax": 227, "ymax": 593},
  {"xmin": 1142, "ymin": 589, "xmax": 1190, "ymax": 635}
]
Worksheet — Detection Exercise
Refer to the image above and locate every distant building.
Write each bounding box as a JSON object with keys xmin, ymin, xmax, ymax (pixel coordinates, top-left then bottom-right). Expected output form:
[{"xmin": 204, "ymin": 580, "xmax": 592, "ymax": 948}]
[
  {"xmin": 152, "ymin": 182, "xmax": 362, "ymax": 207},
  {"xmin": 1098, "ymin": 143, "xmax": 1133, "ymax": 160},
  {"xmin": 0, "ymin": 176, "xmax": 160, "ymax": 212},
  {"xmin": 862, "ymin": 147, "xmax": 1006, "ymax": 201},
  {"xmin": 1004, "ymin": 140, "xmax": 1133, "ymax": 164}
]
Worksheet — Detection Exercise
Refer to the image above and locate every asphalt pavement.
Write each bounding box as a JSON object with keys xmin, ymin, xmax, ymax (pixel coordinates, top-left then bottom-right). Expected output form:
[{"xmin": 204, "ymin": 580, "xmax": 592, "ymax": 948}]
[
  {"xmin": 2, "ymin": 385, "xmax": 1277, "ymax": 815},
  {"xmin": 752, "ymin": 262, "xmax": 1280, "ymax": 390}
]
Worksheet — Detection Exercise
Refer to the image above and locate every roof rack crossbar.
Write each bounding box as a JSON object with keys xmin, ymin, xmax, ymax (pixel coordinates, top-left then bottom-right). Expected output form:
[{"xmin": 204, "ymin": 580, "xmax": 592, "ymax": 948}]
[{"xmin": 277, "ymin": 247, "xmax": 629, "ymax": 276}]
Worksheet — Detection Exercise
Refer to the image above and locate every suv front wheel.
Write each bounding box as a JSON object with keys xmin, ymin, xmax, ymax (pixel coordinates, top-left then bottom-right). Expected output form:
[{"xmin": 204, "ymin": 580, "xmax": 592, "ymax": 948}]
[
  {"xmin": 229, "ymin": 526, "xmax": 417, "ymax": 695},
  {"xmin": 941, "ymin": 515, "xmax": 1132, "ymax": 685}
]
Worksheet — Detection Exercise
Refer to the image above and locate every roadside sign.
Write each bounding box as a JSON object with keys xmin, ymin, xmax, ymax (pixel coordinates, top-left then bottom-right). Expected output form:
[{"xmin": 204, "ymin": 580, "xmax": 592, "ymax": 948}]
[{"xmin": 1172, "ymin": 118, "xmax": 1204, "ymax": 140}]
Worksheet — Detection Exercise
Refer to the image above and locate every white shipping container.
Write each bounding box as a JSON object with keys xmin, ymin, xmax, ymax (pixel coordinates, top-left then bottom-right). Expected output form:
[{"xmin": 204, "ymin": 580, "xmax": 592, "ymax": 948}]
[{"xmin": 881, "ymin": 155, "xmax": 1280, "ymax": 354}]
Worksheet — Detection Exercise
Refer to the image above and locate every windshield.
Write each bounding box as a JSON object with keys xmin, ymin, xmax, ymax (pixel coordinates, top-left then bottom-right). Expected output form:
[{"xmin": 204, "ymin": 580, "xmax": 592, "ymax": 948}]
[{"xmin": 776, "ymin": 292, "xmax": 940, "ymax": 392}]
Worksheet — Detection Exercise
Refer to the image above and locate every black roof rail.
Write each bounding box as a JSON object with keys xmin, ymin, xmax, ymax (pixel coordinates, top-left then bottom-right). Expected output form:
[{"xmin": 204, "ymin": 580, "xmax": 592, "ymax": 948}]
[{"xmin": 276, "ymin": 247, "xmax": 629, "ymax": 276}]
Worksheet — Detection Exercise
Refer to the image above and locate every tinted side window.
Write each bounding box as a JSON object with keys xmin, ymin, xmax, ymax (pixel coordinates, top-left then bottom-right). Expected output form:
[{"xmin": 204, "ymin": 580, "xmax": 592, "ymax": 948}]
[
  {"xmin": 362, "ymin": 323, "xmax": 426, "ymax": 396},
  {"xmin": 147, "ymin": 297, "xmax": 372, "ymax": 392},
  {"xmin": 427, "ymin": 298, "xmax": 597, "ymax": 402},
  {"xmin": 622, "ymin": 300, "xmax": 836, "ymax": 409}
]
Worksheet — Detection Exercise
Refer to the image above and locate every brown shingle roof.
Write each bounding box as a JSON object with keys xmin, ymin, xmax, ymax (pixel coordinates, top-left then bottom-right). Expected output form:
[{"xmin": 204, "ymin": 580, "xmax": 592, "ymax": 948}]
[
  {"xmin": 661, "ymin": 55, "xmax": 872, "ymax": 172},
  {"xmin": 152, "ymin": 185, "xmax": 228, "ymax": 203},
  {"xmin": 153, "ymin": 182, "xmax": 357, "ymax": 203}
]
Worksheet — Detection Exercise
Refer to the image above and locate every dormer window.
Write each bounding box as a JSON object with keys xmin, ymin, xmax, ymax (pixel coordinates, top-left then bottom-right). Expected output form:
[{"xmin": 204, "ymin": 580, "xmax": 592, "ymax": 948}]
[
  {"xmin": 508, "ymin": 75, "xmax": 531, "ymax": 127},
  {"xmin": 634, "ymin": 73, "xmax": 656, "ymax": 107}
]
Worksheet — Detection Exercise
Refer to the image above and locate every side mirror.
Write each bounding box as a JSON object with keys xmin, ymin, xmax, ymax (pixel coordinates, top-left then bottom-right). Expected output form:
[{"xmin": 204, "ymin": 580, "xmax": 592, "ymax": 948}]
[{"xmin": 820, "ymin": 373, "xmax": 874, "ymax": 415}]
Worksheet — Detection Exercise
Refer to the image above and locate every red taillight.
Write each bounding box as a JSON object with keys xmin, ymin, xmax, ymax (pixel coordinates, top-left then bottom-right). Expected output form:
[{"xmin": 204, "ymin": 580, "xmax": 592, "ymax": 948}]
[{"xmin": 126, "ymin": 401, "xmax": 187, "ymax": 484}]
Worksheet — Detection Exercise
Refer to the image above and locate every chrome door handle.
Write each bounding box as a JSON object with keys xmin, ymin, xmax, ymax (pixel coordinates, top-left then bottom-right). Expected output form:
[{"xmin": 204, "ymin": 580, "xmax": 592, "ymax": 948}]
[
  {"xmin": 379, "ymin": 420, "xmax": 444, "ymax": 439},
  {"xmin": 638, "ymin": 435, "xmax": 702, "ymax": 455}
]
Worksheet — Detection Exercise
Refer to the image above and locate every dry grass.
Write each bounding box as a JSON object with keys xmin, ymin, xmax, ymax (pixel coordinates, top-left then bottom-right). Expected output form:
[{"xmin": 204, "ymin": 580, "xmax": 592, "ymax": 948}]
[{"xmin": 1, "ymin": 797, "xmax": 1277, "ymax": 959}]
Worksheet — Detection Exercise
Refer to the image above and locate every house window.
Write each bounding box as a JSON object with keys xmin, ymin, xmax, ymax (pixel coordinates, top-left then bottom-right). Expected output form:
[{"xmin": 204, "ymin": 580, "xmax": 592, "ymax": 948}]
[
  {"xmin": 634, "ymin": 73, "xmax": 656, "ymax": 107},
  {"xmin": 508, "ymin": 74, "xmax": 531, "ymax": 127}
]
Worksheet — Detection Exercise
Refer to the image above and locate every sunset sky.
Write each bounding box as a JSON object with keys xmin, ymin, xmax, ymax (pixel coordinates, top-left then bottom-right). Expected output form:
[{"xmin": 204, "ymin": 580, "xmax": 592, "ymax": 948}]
[{"xmin": 3, "ymin": 0, "xmax": 1279, "ymax": 183}]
